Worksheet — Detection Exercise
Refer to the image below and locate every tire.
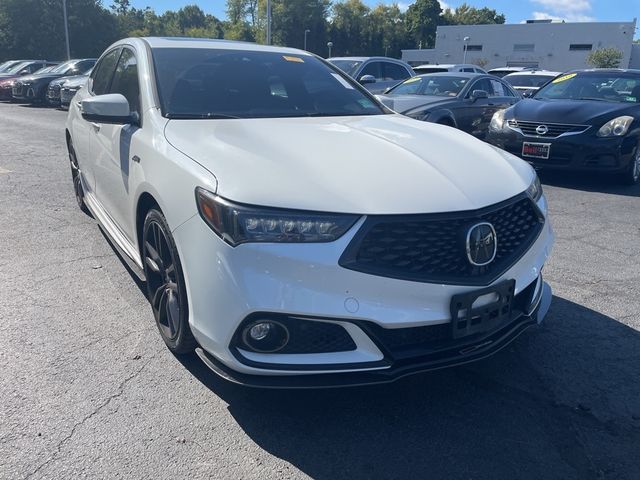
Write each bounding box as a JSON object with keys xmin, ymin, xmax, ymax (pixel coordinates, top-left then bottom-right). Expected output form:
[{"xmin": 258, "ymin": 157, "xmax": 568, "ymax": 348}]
[
  {"xmin": 618, "ymin": 147, "xmax": 640, "ymax": 186},
  {"xmin": 142, "ymin": 209, "xmax": 197, "ymax": 354},
  {"xmin": 67, "ymin": 140, "xmax": 90, "ymax": 214}
]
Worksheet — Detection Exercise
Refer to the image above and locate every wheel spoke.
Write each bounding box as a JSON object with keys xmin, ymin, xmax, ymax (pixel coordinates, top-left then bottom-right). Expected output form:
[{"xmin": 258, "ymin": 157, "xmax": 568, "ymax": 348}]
[
  {"xmin": 165, "ymin": 289, "xmax": 179, "ymax": 336},
  {"xmin": 144, "ymin": 240, "xmax": 163, "ymax": 269}
]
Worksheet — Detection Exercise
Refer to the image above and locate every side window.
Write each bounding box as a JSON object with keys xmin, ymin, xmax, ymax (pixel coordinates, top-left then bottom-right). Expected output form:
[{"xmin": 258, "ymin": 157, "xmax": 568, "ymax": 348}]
[
  {"xmin": 383, "ymin": 62, "xmax": 411, "ymax": 81},
  {"xmin": 490, "ymin": 79, "xmax": 507, "ymax": 97},
  {"xmin": 470, "ymin": 78, "xmax": 494, "ymax": 96},
  {"xmin": 360, "ymin": 62, "xmax": 383, "ymax": 81},
  {"xmin": 462, "ymin": 68, "xmax": 475, "ymax": 72},
  {"xmin": 91, "ymin": 48, "xmax": 121, "ymax": 96},
  {"xmin": 109, "ymin": 48, "xmax": 140, "ymax": 115}
]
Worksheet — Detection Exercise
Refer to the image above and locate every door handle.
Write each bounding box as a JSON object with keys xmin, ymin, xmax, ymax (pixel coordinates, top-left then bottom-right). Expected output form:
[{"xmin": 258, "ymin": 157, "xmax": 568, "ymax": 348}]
[{"xmin": 90, "ymin": 122, "xmax": 101, "ymax": 131}]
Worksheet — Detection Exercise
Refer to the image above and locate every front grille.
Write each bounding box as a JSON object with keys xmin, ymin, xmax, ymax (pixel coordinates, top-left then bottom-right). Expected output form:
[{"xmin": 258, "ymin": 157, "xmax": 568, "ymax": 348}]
[
  {"xmin": 508, "ymin": 120, "xmax": 589, "ymax": 138},
  {"xmin": 339, "ymin": 195, "xmax": 543, "ymax": 285},
  {"xmin": 12, "ymin": 83, "xmax": 23, "ymax": 96}
]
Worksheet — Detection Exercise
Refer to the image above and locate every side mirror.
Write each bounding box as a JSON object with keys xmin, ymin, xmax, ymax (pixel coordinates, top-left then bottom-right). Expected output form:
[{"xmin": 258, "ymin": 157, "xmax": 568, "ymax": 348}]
[
  {"xmin": 522, "ymin": 90, "xmax": 533, "ymax": 98},
  {"xmin": 81, "ymin": 94, "xmax": 135, "ymax": 125},
  {"xmin": 471, "ymin": 89, "xmax": 489, "ymax": 101},
  {"xmin": 19, "ymin": 69, "xmax": 29, "ymax": 75},
  {"xmin": 359, "ymin": 74, "xmax": 376, "ymax": 85}
]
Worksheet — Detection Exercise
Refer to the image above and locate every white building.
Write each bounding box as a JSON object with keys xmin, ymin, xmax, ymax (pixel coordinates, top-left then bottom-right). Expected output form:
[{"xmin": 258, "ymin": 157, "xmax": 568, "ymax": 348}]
[{"xmin": 402, "ymin": 19, "xmax": 639, "ymax": 71}]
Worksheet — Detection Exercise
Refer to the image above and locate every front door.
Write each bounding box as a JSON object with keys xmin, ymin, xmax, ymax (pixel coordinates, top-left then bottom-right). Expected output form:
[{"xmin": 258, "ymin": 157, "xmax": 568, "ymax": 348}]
[{"xmin": 91, "ymin": 47, "xmax": 141, "ymax": 243}]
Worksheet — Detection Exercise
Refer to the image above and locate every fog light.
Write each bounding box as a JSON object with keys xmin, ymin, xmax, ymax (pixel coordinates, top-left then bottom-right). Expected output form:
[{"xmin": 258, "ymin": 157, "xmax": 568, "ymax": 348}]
[{"xmin": 242, "ymin": 320, "xmax": 289, "ymax": 353}]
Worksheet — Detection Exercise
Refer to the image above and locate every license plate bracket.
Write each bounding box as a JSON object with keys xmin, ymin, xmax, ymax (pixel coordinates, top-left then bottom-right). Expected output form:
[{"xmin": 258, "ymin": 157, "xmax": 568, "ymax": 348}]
[
  {"xmin": 522, "ymin": 142, "xmax": 551, "ymax": 159},
  {"xmin": 450, "ymin": 280, "xmax": 516, "ymax": 339}
]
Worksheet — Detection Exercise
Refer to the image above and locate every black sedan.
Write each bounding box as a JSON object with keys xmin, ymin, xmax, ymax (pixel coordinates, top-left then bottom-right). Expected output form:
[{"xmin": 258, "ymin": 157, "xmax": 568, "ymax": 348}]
[
  {"xmin": 11, "ymin": 58, "xmax": 95, "ymax": 104},
  {"xmin": 376, "ymin": 73, "xmax": 520, "ymax": 140},
  {"xmin": 487, "ymin": 69, "xmax": 640, "ymax": 185}
]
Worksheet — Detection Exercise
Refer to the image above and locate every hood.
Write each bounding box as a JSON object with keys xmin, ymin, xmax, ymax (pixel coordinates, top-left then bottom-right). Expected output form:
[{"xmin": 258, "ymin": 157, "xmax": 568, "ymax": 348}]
[
  {"xmin": 62, "ymin": 75, "xmax": 89, "ymax": 88},
  {"xmin": 18, "ymin": 73, "xmax": 63, "ymax": 83},
  {"xmin": 164, "ymin": 114, "xmax": 534, "ymax": 215},
  {"xmin": 376, "ymin": 94, "xmax": 454, "ymax": 114},
  {"xmin": 0, "ymin": 73, "xmax": 20, "ymax": 81},
  {"xmin": 509, "ymin": 98, "xmax": 636, "ymax": 125}
]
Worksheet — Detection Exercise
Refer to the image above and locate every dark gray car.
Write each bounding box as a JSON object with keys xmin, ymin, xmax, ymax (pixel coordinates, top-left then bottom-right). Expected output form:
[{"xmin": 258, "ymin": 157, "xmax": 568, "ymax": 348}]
[
  {"xmin": 376, "ymin": 73, "xmax": 520, "ymax": 140},
  {"xmin": 328, "ymin": 56, "xmax": 414, "ymax": 94}
]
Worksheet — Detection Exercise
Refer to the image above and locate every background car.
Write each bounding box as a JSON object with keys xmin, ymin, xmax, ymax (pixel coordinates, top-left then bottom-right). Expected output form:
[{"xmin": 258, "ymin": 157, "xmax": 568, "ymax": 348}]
[
  {"xmin": 487, "ymin": 69, "xmax": 640, "ymax": 185},
  {"xmin": 327, "ymin": 56, "xmax": 414, "ymax": 93},
  {"xmin": 0, "ymin": 60, "xmax": 56, "ymax": 78},
  {"xmin": 488, "ymin": 67, "xmax": 529, "ymax": 78},
  {"xmin": 503, "ymin": 70, "xmax": 561, "ymax": 96},
  {"xmin": 12, "ymin": 58, "xmax": 95, "ymax": 104},
  {"xmin": 59, "ymin": 71, "xmax": 91, "ymax": 109},
  {"xmin": 0, "ymin": 63, "xmax": 58, "ymax": 100},
  {"xmin": 0, "ymin": 60, "xmax": 31, "ymax": 73},
  {"xmin": 376, "ymin": 72, "xmax": 520, "ymax": 139},
  {"xmin": 47, "ymin": 68, "xmax": 92, "ymax": 107},
  {"xmin": 413, "ymin": 64, "xmax": 487, "ymax": 75}
]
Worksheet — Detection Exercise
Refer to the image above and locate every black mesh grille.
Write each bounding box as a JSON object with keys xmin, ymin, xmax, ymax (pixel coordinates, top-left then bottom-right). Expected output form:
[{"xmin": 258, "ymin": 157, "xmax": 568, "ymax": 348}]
[
  {"xmin": 340, "ymin": 195, "xmax": 543, "ymax": 285},
  {"xmin": 279, "ymin": 320, "xmax": 356, "ymax": 354},
  {"xmin": 508, "ymin": 120, "xmax": 589, "ymax": 138}
]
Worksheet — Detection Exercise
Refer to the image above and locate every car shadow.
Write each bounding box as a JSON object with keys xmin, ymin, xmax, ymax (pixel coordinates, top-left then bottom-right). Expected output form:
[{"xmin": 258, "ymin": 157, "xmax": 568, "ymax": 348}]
[
  {"xmin": 176, "ymin": 296, "xmax": 640, "ymax": 479},
  {"xmin": 539, "ymin": 170, "xmax": 640, "ymax": 197}
]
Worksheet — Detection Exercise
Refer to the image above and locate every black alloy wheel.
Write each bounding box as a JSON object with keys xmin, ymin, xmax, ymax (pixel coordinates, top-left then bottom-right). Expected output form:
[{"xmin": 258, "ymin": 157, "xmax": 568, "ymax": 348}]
[
  {"xmin": 67, "ymin": 140, "xmax": 89, "ymax": 214},
  {"xmin": 142, "ymin": 209, "xmax": 196, "ymax": 354},
  {"xmin": 621, "ymin": 146, "xmax": 640, "ymax": 186}
]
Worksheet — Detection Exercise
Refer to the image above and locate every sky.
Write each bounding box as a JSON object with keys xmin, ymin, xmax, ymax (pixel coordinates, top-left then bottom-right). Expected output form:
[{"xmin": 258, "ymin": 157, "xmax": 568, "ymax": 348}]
[{"xmin": 128, "ymin": 0, "xmax": 640, "ymax": 36}]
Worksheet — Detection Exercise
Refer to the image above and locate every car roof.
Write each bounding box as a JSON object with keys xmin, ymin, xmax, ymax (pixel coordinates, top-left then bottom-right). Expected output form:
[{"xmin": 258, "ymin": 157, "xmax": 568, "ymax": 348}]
[
  {"xmin": 141, "ymin": 37, "xmax": 312, "ymax": 57},
  {"xmin": 414, "ymin": 64, "xmax": 481, "ymax": 69},
  {"xmin": 567, "ymin": 68, "xmax": 640, "ymax": 74},
  {"xmin": 489, "ymin": 67, "xmax": 526, "ymax": 71},
  {"xmin": 415, "ymin": 72, "xmax": 485, "ymax": 78},
  {"xmin": 504, "ymin": 70, "xmax": 561, "ymax": 76}
]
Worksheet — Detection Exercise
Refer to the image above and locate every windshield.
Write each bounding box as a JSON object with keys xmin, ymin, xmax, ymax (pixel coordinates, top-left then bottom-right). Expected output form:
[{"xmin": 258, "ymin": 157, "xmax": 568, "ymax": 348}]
[
  {"xmin": 0, "ymin": 61, "xmax": 21, "ymax": 73},
  {"xmin": 328, "ymin": 59, "xmax": 363, "ymax": 77},
  {"xmin": 49, "ymin": 61, "xmax": 75, "ymax": 74},
  {"xmin": 6, "ymin": 62, "xmax": 31, "ymax": 74},
  {"xmin": 505, "ymin": 74, "xmax": 555, "ymax": 88},
  {"xmin": 33, "ymin": 66, "xmax": 55, "ymax": 74},
  {"xmin": 152, "ymin": 48, "xmax": 384, "ymax": 119},
  {"xmin": 389, "ymin": 75, "xmax": 469, "ymax": 96},
  {"xmin": 535, "ymin": 72, "xmax": 640, "ymax": 103}
]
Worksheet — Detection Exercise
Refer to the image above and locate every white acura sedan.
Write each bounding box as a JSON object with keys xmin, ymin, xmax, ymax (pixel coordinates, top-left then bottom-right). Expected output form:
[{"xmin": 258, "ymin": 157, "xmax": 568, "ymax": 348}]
[{"xmin": 66, "ymin": 37, "xmax": 554, "ymax": 387}]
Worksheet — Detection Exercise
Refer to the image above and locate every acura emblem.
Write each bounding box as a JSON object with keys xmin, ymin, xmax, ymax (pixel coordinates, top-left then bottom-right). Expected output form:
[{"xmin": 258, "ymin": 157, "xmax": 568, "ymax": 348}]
[
  {"xmin": 536, "ymin": 124, "xmax": 549, "ymax": 135},
  {"xmin": 466, "ymin": 222, "xmax": 497, "ymax": 266}
]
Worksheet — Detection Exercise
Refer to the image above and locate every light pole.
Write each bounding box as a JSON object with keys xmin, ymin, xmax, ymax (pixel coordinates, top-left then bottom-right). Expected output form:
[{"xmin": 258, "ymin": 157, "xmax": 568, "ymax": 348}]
[
  {"xmin": 266, "ymin": 0, "xmax": 272, "ymax": 45},
  {"xmin": 62, "ymin": 0, "xmax": 71, "ymax": 60},
  {"xmin": 327, "ymin": 41, "xmax": 333, "ymax": 58},
  {"xmin": 462, "ymin": 36, "xmax": 470, "ymax": 64},
  {"xmin": 385, "ymin": 45, "xmax": 390, "ymax": 57},
  {"xmin": 304, "ymin": 29, "xmax": 310, "ymax": 51}
]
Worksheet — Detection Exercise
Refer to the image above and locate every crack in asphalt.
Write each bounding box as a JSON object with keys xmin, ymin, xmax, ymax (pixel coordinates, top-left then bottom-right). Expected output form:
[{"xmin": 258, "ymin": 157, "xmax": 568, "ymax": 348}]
[{"xmin": 21, "ymin": 350, "xmax": 162, "ymax": 480}]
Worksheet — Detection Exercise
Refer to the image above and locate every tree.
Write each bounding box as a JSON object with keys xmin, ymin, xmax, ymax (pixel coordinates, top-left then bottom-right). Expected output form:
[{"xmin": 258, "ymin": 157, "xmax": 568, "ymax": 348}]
[
  {"xmin": 329, "ymin": 0, "xmax": 370, "ymax": 56},
  {"xmin": 441, "ymin": 3, "xmax": 505, "ymax": 25},
  {"xmin": 587, "ymin": 47, "xmax": 623, "ymax": 68},
  {"xmin": 0, "ymin": 0, "xmax": 118, "ymax": 61},
  {"xmin": 404, "ymin": 0, "xmax": 441, "ymax": 49}
]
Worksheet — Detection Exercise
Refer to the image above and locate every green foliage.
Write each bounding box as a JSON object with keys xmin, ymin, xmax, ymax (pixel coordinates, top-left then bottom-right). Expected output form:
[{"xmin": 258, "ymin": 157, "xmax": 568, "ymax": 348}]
[
  {"xmin": 405, "ymin": 0, "xmax": 441, "ymax": 49},
  {"xmin": 441, "ymin": 3, "xmax": 505, "ymax": 25},
  {"xmin": 0, "ymin": 0, "xmax": 507, "ymax": 62},
  {"xmin": 586, "ymin": 47, "xmax": 624, "ymax": 69}
]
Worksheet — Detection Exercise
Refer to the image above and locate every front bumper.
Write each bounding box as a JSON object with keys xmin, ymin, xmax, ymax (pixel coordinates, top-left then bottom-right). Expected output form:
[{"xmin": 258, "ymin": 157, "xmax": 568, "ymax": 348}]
[
  {"xmin": 173, "ymin": 195, "xmax": 554, "ymax": 386},
  {"xmin": 12, "ymin": 84, "xmax": 43, "ymax": 103},
  {"xmin": 487, "ymin": 126, "xmax": 637, "ymax": 173}
]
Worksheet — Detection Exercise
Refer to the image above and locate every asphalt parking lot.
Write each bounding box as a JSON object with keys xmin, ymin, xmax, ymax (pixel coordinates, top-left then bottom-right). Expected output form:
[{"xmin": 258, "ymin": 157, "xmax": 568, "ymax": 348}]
[{"xmin": 1, "ymin": 102, "xmax": 639, "ymax": 480}]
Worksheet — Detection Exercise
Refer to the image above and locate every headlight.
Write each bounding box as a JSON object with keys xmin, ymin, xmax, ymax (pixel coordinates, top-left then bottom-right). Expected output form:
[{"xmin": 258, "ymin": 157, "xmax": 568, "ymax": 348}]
[
  {"xmin": 526, "ymin": 174, "xmax": 543, "ymax": 202},
  {"xmin": 489, "ymin": 109, "xmax": 506, "ymax": 131},
  {"xmin": 597, "ymin": 116, "xmax": 633, "ymax": 137},
  {"xmin": 195, "ymin": 188, "xmax": 360, "ymax": 246},
  {"xmin": 405, "ymin": 109, "xmax": 429, "ymax": 120}
]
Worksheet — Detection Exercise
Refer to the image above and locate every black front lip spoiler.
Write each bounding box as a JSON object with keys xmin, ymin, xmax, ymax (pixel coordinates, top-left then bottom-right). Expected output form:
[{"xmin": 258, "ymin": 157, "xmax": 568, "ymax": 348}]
[{"xmin": 196, "ymin": 312, "xmax": 538, "ymax": 389}]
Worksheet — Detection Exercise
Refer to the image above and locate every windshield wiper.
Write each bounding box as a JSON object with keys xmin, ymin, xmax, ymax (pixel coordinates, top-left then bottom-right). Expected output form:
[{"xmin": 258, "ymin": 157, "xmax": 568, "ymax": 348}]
[
  {"xmin": 576, "ymin": 97, "xmax": 607, "ymax": 102},
  {"xmin": 166, "ymin": 112, "xmax": 241, "ymax": 119}
]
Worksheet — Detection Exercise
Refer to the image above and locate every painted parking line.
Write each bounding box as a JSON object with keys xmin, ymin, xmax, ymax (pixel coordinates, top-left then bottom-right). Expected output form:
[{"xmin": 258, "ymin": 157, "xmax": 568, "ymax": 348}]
[{"xmin": 0, "ymin": 167, "xmax": 12, "ymax": 174}]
